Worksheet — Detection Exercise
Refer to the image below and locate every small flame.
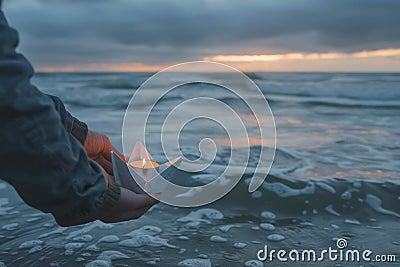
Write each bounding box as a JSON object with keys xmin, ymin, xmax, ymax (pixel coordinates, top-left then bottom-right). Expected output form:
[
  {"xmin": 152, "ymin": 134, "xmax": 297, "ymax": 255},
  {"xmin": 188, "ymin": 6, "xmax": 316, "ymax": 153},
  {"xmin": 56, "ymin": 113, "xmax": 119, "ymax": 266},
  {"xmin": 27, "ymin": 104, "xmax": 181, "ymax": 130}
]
[{"xmin": 142, "ymin": 158, "xmax": 146, "ymax": 167}]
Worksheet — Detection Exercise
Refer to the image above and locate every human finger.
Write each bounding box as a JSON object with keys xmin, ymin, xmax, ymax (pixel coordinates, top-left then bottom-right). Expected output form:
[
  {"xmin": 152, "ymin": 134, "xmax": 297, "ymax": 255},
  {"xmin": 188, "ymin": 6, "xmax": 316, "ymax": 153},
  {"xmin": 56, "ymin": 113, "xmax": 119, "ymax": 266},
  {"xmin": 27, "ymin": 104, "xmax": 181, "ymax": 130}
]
[
  {"xmin": 102, "ymin": 137, "xmax": 124, "ymax": 162},
  {"xmin": 94, "ymin": 155, "xmax": 113, "ymax": 175}
]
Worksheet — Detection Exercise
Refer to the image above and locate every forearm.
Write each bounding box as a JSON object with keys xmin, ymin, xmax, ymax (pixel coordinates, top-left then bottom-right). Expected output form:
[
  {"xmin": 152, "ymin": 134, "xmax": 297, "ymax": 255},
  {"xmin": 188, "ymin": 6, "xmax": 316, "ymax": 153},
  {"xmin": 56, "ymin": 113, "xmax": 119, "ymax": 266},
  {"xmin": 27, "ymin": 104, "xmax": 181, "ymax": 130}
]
[
  {"xmin": 54, "ymin": 173, "xmax": 120, "ymax": 226},
  {"xmin": 0, "ymin": 9, "xmax": 120, "ymax": 222},
  {"xmin": 47, "ymin": 95, "xmax": 88, "ymax": 144}
]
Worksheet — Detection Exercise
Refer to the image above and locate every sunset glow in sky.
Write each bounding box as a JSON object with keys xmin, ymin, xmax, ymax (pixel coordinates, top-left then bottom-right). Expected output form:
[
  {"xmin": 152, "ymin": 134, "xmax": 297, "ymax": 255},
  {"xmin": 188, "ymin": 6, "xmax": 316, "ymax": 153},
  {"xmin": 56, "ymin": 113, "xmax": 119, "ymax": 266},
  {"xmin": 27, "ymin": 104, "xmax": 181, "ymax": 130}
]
[
  {"xmin": 3, "ymin": 0, "xmax": 400, "ymax": 72},
  {"xmin": 37, "ymin": 48, "xmax": 400, "ymax": 72}
]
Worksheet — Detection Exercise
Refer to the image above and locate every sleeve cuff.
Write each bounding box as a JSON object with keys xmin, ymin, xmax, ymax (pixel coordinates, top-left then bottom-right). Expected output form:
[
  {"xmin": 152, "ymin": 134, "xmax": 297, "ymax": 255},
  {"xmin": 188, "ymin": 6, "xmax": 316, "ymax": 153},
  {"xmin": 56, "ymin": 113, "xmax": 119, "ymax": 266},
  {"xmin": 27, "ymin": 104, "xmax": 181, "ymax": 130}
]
[
  {"xmin": 52, "ymin": 174, "xmax": 121, "ymax": 224},
  {"xmin": 100, "ymin": 176, "xmax": 121, "ymax": 211},
  {"xmin": 71, "ymin": 118, "xmax": 88, "ymax": 145}
]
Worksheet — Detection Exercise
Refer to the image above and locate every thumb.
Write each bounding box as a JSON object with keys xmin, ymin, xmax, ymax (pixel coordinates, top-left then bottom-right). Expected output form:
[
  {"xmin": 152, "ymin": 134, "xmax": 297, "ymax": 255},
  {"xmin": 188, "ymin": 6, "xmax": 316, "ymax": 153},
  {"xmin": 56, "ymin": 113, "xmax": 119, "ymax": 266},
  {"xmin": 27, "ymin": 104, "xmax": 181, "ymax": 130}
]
[{"xmin": 93, "ymin": 155, "xmax": 113, "ymax": 175}]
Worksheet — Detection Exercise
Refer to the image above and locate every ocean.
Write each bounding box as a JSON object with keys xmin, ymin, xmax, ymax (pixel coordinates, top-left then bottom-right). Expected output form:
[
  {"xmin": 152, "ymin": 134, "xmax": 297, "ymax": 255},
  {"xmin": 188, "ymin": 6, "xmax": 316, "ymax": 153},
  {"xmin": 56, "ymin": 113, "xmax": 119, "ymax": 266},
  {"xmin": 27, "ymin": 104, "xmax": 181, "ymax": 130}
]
[{"xmin": 0, "ymin": 72, "xmax": 399, "ymax": 266}]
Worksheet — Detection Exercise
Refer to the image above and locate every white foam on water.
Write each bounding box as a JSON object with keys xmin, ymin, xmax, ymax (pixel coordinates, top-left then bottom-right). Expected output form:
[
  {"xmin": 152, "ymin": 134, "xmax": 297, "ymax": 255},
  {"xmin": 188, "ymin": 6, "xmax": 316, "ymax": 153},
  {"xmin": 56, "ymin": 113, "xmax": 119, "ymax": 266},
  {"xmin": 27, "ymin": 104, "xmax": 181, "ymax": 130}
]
[
  {"xmin": 42, "ymin": 222, "xmax": 55, "ymax": 228},
  {"xmin": 28, "ymin": 245, "xmax": 43, "ymax": 254},
  {"xmin": 73, "ymin": 234, "xmax": 93, "ymax": 242},
  {"xmin": 316, "ymin": 182, "xmax": 336, "ymax": 194},
  {"xmin": 299, "ymin": 222, "xmax": 314, "ymax": 226},
  {"xmin": 178, "ymin": 236, "xmax": 190, "ymax": 241},
  {"xmin": 183, "ymin": 222, "xmax": 202, "ymax": 229},
  {"xmin": 1, "ymin": 223, "xmax": 19, "ymax": 231},
  {"xmin": 345, "ymin": 219, "xmax": 361, "ymax": 225},
  {"xmin": 260, "ymin": 211, "xmax": 276, "ymax": 220},
  {"xmin": 0, "ymin": 261, "xmax": 6, "ymax": 267},
  {"xmin": 325, "ymin": 204, "xmax": 341, "ymax": 216},
  {"xmin": 19, "ymin": 240, "xmax": 44, "ymax": 249},
  {"xmin": 197, "ymin": 254, "xmax": 209, "ymax": 259},
  {"xmin": 85, "ymin": 260, "xmax": 111, "ymax": 267},
  {"xmin": 365, "ymin": 194, "xmax": 400, "ymax": 218},
  {"xmin": 145, "ymin": 260, "xmax": 157, "ymax": 265},
  {"xmin": 233, "ymin": 242, "xmax": 247, "ymax": 249},
  {"xmin": 244, "ymin": 260, "xmax": 263, "ymax": 267},
  {"xmin": 331, "ymin": 224, "xmax": 340, "ymax": 229},
  {"xmin": 75, "ymin": 257, "xmax": 85, "ymax": 262},
  {"xmin": 219, "ymin": 224, "xmax": 240, "ymax": 233},
  {"xmin": 97, "ymin": 250, "xmax": 129, "ymax": 261},
  {"xmin": 0, "ymin": 199, "xmax": 14, "ymax": 216},
  {"xmin": 119, "ymin": 235, "xmax": 176, "ymax": 248},
  {"xmin": 39, "ymin": 227, "xmax": 66, "ymax": 238},
  {"xmin": 312, "ymin": 209, "xmax": 318, "ymax": 215},
  {"xmin": 366, "ymin": 225, "xmax": 383, "ymax": 229},
  {"xmin": 251, "ymin": 191, "xmax": 263, "ymax": 198},
  {"xmin": 85, "ymin": 244, "xmax": 100, "ymax": 252},
  {"xmin": 259, "ymin": 223, "xmax": 275, "ymax": 231},
  {"xmin": 177, "ymin": 258, "xmax": 211, "ymax": 267},
  {"xmin": 65, "ymin": 242, "xmax": 84, "ymax": 255},
  {"xmin": 67, "ymin": 221, "xmax": 113, "ymax": 240},
  {"xmin": 50, "ymin": 260, "xmax": 63, "ymax": 266},
  {"xmin": 341, "ymin": 188, "xmax": 360, "ymax": 200},
  {"xmin": 176, "ymin": 187, "xmax": 203, "ymax": 198},
  {"xmin": 84, "ymin": 236, "xmax": 120, "ymax": 251},
  {"xmin": 251, "ymin": 226, "xmax": 260, "ymax": 230},
  {"xmin": 209, "ymin": 235, "xmax": 227, "ymax": 243},
  {"xmin": 267, "ymin": 234, "xmax": 285, "ymax": 241},
  {"xmin": 125, "ymin": 225, "xmax": 162, "ymax": 237},
  {"xmin": 191, "ymin": 174, "xmax": 216, "ymax": 184},
  {"xmin": 23, "ymin": 212, "xmax": 45, "ymax": 218},
  {"xmin": 177, "ymin": 208, "xmax": 223, "ymax": 227},
  {"xmin": 97, "ymin": 235, "xmax": 120, "ymax": 243},
  {"xmin": 262, "ymin": 181, "xmax": 315, "ymax": 197},
  {"xmin": 26, "ymin": 217, "xmax": 41, "ymax": 223}
]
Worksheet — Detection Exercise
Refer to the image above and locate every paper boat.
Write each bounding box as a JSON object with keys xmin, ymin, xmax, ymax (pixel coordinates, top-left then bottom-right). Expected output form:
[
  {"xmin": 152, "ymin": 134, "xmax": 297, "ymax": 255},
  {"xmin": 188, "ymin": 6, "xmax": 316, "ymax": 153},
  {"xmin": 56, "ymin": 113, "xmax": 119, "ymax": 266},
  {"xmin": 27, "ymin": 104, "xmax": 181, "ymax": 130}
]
[{"xmin": 111, "ymin": 141, "xmax": 182, "ymax": 194}]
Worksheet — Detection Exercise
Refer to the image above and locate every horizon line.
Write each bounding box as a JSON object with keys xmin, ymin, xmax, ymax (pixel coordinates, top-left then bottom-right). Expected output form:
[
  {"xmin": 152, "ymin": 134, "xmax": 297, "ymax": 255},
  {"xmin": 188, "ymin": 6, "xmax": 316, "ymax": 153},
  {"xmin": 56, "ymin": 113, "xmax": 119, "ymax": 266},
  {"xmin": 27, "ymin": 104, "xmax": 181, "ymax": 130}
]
[{"xmin": 35, "ymin": 70, "xmax": 400, "ymax": 74}]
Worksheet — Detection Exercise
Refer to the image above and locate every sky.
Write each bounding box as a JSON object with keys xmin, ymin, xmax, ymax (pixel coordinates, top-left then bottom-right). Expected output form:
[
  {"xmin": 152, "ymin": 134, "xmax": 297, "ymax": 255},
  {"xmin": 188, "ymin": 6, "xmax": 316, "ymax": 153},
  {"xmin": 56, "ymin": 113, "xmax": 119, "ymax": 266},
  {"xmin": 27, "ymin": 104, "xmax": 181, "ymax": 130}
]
[{"xmin": 2, "ymin": 0, "xmax": 400, "ymax": 72}]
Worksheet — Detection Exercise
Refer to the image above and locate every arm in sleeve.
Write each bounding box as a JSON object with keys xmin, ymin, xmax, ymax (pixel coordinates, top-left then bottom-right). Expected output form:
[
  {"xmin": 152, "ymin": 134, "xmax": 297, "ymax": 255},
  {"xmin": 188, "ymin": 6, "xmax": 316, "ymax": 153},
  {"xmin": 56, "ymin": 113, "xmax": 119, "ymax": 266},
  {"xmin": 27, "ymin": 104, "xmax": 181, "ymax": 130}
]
[
  {"xmin": 47, "ymin": 95, "xmax": 88, "ymax": 145},
  {"xmin": 0, "ymin": 9, "xmax": 120, "ymax": 222}
]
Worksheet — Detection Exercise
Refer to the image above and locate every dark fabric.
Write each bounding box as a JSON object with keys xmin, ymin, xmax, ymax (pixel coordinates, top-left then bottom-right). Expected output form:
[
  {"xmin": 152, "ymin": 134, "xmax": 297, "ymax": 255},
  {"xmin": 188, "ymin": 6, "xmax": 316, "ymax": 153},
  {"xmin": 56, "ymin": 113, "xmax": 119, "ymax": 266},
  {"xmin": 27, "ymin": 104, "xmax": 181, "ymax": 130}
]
[
  {"xmin": 0, "ymin": 8, "xmax": 120, "ymax": 220},
  {"xmin": 48, "ymin": 95, "xmax": 88, "ymax": 144},
  {"xmin": 71, "ymin": 118, "xmax": 88, "ymax": 145}
]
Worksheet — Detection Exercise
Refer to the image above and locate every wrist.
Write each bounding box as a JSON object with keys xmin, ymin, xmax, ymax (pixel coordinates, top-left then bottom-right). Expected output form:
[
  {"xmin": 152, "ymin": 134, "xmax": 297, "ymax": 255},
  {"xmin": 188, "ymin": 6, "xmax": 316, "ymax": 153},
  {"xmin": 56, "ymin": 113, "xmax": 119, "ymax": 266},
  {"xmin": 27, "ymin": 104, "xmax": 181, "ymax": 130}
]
[
  {"xmin": 71, "ymin": 118, "xmax": 88, "ymax": 145},
  {"xmin": 99, "ymin": 172, "xmax": 121, "ymax": 211}
]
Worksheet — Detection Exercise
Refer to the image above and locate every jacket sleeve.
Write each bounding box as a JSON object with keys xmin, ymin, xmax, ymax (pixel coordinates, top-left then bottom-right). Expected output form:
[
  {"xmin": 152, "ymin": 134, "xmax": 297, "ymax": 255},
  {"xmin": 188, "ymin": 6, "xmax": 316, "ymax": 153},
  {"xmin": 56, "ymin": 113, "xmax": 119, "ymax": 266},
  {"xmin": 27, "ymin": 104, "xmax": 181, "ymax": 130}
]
[
  {"xmin": 47, "ymin": 95, "xmax": 88, "ymax": 145},
  {"xmin": 0, "ymin": 9, "xmax": 120, "ymax": 220}
]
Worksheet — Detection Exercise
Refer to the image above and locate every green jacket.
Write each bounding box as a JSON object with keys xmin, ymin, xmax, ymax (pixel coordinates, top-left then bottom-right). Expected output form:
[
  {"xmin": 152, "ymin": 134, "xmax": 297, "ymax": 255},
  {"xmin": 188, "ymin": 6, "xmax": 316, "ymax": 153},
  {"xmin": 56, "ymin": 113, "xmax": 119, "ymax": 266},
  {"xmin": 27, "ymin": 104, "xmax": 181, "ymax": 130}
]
[{"xmin": 0, "ymin": 7, "xmax": 120, "ymax": 222}]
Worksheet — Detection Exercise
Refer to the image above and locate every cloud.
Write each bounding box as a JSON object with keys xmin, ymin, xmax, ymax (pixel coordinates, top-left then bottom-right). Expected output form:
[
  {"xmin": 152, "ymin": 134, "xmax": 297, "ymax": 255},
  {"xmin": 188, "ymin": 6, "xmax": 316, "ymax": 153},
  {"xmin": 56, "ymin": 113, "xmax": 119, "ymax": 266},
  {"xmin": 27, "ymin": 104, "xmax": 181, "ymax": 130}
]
[{"xmin": 2, "ymin": 0, "xmax": 400, "ymax": 70}]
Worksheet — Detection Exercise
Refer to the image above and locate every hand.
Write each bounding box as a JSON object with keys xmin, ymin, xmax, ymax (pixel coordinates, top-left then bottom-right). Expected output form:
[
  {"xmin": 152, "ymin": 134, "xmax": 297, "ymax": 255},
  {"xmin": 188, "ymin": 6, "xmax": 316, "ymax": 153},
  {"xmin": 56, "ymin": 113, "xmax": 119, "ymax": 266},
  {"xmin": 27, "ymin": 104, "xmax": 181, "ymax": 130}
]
[
  {"xmin": 55, "ymin": 173, "xmax": 159, "ymax": 226},
  {"xmin": 84, "ymin": 130, "xmax": 124, "ymax": 175},
  {"xmin": 99, "ymin": 187, "xmax": 159, "ymax": 223}
]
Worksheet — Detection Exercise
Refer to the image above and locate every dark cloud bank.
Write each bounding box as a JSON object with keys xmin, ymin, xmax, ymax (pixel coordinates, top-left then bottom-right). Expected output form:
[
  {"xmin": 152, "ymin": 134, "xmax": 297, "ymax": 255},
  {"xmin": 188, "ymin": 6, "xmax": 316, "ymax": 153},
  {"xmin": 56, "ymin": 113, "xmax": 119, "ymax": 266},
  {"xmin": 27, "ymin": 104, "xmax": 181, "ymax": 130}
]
[{"xmin": 3, "ymin": 0, "xmax": 400, "ymax": 67}]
